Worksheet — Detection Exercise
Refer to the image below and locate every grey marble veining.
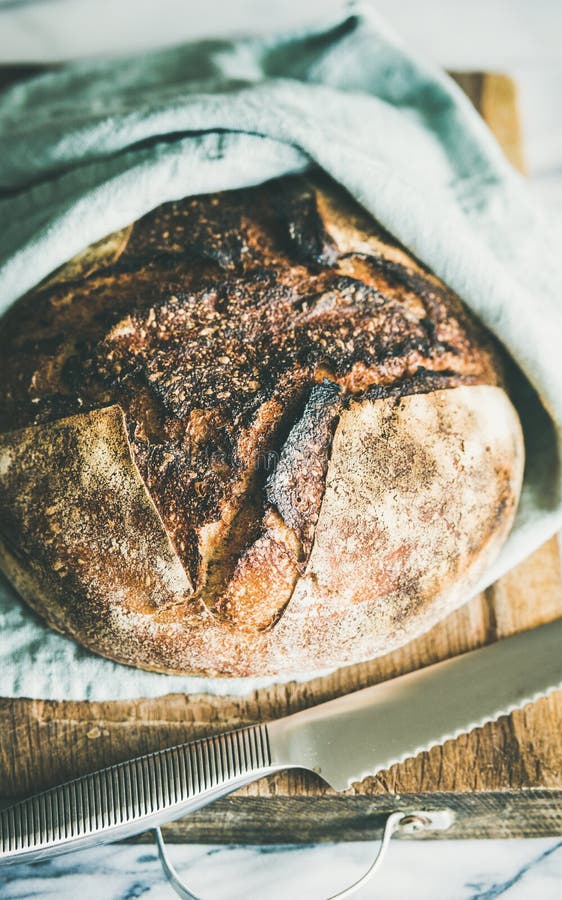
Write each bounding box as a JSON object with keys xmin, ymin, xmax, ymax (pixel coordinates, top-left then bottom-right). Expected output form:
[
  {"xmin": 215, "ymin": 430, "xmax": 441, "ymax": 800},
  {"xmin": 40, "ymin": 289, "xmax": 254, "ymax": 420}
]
[
  {"xmin": 0, "ymin": 1, "xmax": 561, "ymax": 897},
  {"xmin": 1, "ymin": 838, "xmax": 562, "ymax": 899}
]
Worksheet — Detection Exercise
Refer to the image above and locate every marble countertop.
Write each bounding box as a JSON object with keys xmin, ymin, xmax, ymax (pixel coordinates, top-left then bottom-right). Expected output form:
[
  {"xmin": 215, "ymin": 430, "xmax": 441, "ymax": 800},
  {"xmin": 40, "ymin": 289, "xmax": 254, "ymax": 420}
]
[
  {"xmin": 1, "ymin": 1, "xmax": 561, "ymax": 898},
  {"xmin": 2, "ymin": 837, "xmax": 562, "ymax": 899}
]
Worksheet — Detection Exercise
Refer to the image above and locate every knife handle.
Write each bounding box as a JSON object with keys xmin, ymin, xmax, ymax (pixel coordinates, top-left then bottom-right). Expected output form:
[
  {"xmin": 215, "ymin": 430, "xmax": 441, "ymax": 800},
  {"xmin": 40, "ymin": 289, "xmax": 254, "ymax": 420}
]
[{"xmin": 0, "ymin": 723, "xmax": 278, "ymax": 865}]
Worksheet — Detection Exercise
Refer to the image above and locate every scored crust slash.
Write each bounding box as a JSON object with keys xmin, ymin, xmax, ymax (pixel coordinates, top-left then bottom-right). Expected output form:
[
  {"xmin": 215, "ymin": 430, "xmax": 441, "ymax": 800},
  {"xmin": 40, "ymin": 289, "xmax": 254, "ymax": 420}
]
[{"xmin": 0, "ymin": 173, "xmax": 524, "ymax": 677}]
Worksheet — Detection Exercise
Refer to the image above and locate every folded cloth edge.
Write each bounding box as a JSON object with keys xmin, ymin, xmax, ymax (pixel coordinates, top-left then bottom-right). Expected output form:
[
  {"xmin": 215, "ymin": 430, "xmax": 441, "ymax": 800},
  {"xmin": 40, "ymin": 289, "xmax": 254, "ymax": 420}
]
[{"xmin": 0, "ymin": 6, "xmax": 561, "ymax": 700}]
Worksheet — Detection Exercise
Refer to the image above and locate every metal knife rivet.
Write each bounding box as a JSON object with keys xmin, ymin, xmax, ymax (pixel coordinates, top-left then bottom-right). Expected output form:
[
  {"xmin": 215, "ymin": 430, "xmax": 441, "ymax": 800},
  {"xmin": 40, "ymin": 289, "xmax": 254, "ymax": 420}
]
[
  {"xmin": 398, "ymin": 809, "xmax": 455, "ymax": 835},
  {"xmin": 1, "ymin": 618, "xmax": 558, "ymax": 884},
  {"xmin": 151, "ymin": 808, "xmax": 456, "ymax": 899},
  {"xmin": 398, "ymin": 813, "xmax": 431, "ymax": 832}
]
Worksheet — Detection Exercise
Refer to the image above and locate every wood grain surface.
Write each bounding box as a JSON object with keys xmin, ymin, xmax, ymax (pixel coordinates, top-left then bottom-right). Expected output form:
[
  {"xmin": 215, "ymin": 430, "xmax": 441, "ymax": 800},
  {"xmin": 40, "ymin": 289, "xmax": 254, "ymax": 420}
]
[{"xmin": 1, "ymin": 72, "xmax": 561, "ymax": 841}]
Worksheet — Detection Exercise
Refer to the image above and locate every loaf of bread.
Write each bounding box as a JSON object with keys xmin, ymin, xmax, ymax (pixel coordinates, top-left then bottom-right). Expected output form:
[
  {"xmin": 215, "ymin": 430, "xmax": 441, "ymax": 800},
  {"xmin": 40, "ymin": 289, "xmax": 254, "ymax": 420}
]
[{"xmin": 0, "ymin": 173, "xmax": 524, "ymax": 677}]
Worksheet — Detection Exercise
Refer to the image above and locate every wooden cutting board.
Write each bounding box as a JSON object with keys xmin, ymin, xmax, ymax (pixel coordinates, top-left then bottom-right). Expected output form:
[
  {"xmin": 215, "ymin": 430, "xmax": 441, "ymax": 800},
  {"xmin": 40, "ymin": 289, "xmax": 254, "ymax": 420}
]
[{"xmin": 1, "ymin": 72, "xmax": 561, "ymax": 842}]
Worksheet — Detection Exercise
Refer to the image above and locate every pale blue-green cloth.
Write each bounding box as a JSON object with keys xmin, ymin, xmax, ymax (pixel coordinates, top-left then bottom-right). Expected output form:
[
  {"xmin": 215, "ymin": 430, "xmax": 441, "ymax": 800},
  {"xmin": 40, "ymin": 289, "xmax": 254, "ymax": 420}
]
[{"xmin": 1, "ymin": 8, "xmax": 561, "ymax": 700}]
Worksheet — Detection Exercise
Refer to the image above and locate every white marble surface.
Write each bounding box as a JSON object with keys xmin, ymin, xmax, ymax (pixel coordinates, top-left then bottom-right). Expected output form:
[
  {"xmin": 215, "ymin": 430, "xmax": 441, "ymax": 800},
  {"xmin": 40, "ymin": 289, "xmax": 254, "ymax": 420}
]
[
  {"xmin": 1, "ymin": 1, "xmax": 561, "ymax": 898},
  {"xmin": 1, "ymin": 837, "xmax": 562, "ymax": 899}
]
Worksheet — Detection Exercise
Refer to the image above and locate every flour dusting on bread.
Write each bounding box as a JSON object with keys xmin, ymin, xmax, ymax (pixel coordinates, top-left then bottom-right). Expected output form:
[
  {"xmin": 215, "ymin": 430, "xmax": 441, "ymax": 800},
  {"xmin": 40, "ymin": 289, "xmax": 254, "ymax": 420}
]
[{"xmin": 0, "ymin": 174, "xmax": 524, "ymax": 676}]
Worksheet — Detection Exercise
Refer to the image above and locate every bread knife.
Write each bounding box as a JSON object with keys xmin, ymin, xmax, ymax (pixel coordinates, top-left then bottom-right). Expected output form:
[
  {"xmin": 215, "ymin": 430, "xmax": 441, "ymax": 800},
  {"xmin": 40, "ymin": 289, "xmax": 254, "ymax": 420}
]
[{"xmin": 1, "ymin": 618, "xmax": 561, "ymax": 864}]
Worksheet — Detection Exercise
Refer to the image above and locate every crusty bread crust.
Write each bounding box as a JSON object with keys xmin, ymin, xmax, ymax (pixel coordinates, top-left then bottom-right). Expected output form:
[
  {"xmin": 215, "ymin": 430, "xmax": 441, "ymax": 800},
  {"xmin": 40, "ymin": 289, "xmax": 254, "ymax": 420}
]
[{"xmin": 0, "ymin": 174, "xmax": 524, "ymax": 676}]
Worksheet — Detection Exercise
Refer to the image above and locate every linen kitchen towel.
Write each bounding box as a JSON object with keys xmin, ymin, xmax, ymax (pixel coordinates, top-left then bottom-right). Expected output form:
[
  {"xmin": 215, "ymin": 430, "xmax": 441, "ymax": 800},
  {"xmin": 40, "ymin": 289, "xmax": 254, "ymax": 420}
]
[{"xmin": 0, "ymin": 6, "xmax": 561, "ymax": 699}]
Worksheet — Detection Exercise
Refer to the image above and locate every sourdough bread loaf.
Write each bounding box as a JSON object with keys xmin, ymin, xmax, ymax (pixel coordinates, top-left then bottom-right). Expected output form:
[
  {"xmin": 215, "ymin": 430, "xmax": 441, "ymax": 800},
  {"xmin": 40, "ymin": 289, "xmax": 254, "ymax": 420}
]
[{"xmin": 0, "ymin": 173, "xmax": 524, "ymax": 676}]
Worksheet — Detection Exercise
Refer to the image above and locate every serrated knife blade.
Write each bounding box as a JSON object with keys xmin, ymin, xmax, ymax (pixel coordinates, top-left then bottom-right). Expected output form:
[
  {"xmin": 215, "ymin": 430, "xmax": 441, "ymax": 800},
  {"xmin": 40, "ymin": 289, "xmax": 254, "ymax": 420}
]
[
  {"xmin": 1, "ymin": 618, "xmax": 561, "ymax": 864},
  {"xmin": 268, "ymin": 617, "xmax": 562, "ymax": 790}
]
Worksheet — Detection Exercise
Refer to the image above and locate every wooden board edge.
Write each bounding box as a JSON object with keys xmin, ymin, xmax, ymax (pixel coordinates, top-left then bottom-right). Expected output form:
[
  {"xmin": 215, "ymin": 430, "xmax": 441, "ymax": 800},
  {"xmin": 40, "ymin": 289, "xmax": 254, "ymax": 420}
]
[
  {"xmin": 481, "ymin": 73, "xmax": 527, "ymax": 173},
  {"xmin": 140, "ymin": 790, "xmax": 562, "ymax": 843},
  {"xmin": 1, "ymin": 69, "xmax": 560, "ymax": 842}
]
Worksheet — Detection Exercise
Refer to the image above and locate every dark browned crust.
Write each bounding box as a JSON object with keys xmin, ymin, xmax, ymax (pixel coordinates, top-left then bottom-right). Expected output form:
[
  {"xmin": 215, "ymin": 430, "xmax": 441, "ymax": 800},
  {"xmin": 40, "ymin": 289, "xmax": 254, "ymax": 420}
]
[
  {"xmin": 0, "ymin": 172, "xmax": 518, "ymax": 674},
  {"xmin": 266, "ymin": 380, "xmax": 343, "ymax": 552}
]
